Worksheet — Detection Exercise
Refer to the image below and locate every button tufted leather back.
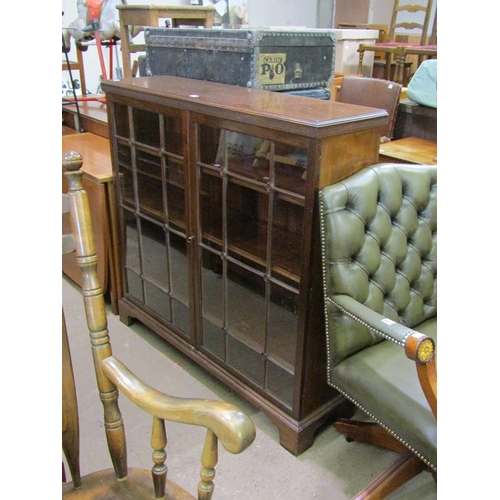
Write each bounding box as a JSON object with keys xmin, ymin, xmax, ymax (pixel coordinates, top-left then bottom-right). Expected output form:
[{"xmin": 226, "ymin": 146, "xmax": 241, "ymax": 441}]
[{"xmin": 319, "ymin": 163, "xmax": 437, "ymax": 366}]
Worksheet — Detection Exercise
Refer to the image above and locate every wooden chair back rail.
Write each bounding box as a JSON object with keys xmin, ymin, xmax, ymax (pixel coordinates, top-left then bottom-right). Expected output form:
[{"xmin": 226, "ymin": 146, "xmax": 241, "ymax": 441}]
[
  {"xmin": 390, "ymin": 3, "xmax": 431, "ymax": 44},
  {"xmin": 62, "ymin": 151, "xmax": 256, "ymax": 499},
  {"xmin": 357, "ymin": 0, "xmax": 436, "ymax": 85}
]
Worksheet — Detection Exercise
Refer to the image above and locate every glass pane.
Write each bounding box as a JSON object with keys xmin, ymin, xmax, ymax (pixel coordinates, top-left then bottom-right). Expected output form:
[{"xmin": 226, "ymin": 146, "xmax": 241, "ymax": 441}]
[
  {"xmin": 144, "ymin": 281, "xmax": 171, "ymax": 322},
  {"xmin": 169, "ymin": 234, "xmax": 189, "ymax": 305},
  {"xmin": 166, "ymin": 158, "xmax": 186, "ymax": 230},
  {"xmin": 158, "ymin": 234, "xmax": 190, "ymax": 336},
  {"xmin": 166, "ymin": 157, "xmax": 185, "ymax": 187},
  {"xmin": 266, "ymin": 363, "xmax": 294, "ymax": 408},
  {"xmin": 172, "ymin": 299, "xmax": 190, "ymax": 336},
  {"xmin": 199, "ymin": 124, "xmax": 221, "ymax": 166},
  {"xmin": 124, "ymin": 211, "xmax": 140, "ymax": 272},
  {"xmin": 140, "ymin": 219, "xmax": 168, "ymax": 288},
  {"xmin": 119, "ymin": 169, "xmax": 134, "ymax": 209},
  {"xmin": 224, "ymin": 132, "xmax": 269, "ymax": 182},
  {"xmin": 133, "ymin": 108, "xmax": 160, "ymax": 147},
  {"xmin": 200, "ymin": 247, "xmax": 225, "ymax": 358},
  {"xmin": 123, "ymin": 211, "xmax": 143, "ymax": 302},
  {"xmin": 267, "ymin": 283, "xmax": 299, "ymax": 367},
  {"xmin": 227, "ymin": 335, "xmax": 265, "ymax": 386},
  {"xmin": 117, "ymin": 144, "xmax": 132, "ymax": 169},
  {"xmin": 202, "ymin": 319, "xmax": 224, "ymax": 359},
  {"xmin": 273, "ymin": 143, "xmax": 308, "ymax": 195},
  {"xmin": 227, "ymin": 262, "xmax": 266, "ymax": 350},
  {"xmin": 136, "ymin": 150, "xmax": 163, "ymax": 217},
  {"xmin": 163, "ymin": 114, "xmax": 183, "ymax": 155},
  {"xmin": 137, "ymin": 171, "xmax": 163, "ymax": 217},
  {"xmin": 126, "ymin": 269, "xmax": 143, "ymax": 302},
  {"xmin": 227, "ymin": 181, "xmax": 268, "ymax": 265},
  {"xmin": 201, "ymin": 248, "xmax": 224, "ymax": 323},
  {"xmin": 136, "ymin": 149, "xmax": 161, "ymax": 177},
  {"xmin": 117, "ymin": 145, "xmax": 134, "ymax": 208},
  {"xmin": 114, "ymin": 103, "xmax": 129, "ymax": 138},
  {"xmin": 271, "ymin": 197, "xmax": 303, "ymax": 282},
  {"xmin": 199, "ymin": 169, "xmax": 223, "ymax": 244}
]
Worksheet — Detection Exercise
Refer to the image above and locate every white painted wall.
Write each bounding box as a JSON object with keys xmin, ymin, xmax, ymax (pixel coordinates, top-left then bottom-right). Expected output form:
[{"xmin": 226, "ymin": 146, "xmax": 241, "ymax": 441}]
[{"xmin": 246, "ymin": 0, "xmax": 319, "ymax": 28}]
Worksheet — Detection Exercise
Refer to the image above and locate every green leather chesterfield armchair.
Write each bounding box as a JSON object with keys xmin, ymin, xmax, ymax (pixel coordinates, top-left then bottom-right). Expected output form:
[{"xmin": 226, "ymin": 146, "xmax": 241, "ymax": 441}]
[{"xmin": 319, "ymin": 163, "xmax": 437, "ymax": 499}]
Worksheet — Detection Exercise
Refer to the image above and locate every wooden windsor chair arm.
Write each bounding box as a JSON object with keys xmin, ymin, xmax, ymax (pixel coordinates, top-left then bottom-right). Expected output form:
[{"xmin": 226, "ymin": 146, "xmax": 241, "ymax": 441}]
[
  {"xmin": 64, "ymin": 150, "xmax": 256, "ymax": 499},
  {"xmin": 102, "ymin": 356, "xmax": 256, "ymax": 454}
]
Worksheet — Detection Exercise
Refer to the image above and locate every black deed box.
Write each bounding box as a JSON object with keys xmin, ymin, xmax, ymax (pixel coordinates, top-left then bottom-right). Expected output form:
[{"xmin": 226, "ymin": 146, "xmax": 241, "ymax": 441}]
[{"xmin": 143, "ymin": 28, "xmax": 336, "ymax": 91}]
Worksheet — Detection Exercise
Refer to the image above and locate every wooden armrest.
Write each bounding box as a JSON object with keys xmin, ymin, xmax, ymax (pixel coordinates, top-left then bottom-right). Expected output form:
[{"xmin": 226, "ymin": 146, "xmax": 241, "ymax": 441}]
[
  {"xmin": 404, "ymin": 332, "xmax": 435, "ymax": 364},
  {"xmin": 405, "ymin": 332, "xmax": 437, "ymax": 418},
  {"xmin": 102, "ymin": 356, "xmax": 256, "ymax": 454},
  {"xmin": 332, "ymin": 295, "xmax": 416, "ymax": 345},
  {"xmin": 330, "ymin": 294, "xmax": 437, "ymax": 418}
]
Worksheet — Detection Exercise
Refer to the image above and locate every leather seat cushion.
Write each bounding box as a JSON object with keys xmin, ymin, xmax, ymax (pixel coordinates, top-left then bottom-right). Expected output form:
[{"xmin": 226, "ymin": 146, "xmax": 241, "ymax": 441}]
[{"xmin": 330, "ymin": 316, "xmax": 437, "ymax": 470}]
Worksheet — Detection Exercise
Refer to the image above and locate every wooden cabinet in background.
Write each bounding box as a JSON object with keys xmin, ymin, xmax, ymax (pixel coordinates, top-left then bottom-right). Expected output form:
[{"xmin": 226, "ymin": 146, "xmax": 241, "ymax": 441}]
[
  {"xmin": 62, "ymin": 132, "xmax": 121, "ymax": 314},
  {"xmin": 102, "ymin": 75, "xmax": 386, "ymax": 455}
]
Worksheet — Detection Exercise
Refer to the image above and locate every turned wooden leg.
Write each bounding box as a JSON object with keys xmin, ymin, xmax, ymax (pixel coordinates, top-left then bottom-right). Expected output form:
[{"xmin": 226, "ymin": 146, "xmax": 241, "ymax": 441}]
[
  {"xmin": 358, "ymin": 46, "xmax": 365, "ymax": 75},
  {"xmin": 393, "ymin": 47, "xmax": 407, "ymax": 85}
]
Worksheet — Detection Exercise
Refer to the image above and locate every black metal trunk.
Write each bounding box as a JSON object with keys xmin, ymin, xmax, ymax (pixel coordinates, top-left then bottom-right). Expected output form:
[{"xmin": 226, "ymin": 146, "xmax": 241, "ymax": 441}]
[{"xmin": 143, "ymin": 28, "xmax": 336, "ymax": 91}]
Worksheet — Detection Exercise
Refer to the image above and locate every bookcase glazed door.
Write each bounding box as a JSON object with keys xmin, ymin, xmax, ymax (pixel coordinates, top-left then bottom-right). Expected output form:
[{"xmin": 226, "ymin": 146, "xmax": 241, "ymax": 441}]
[
  {"xmin": 195, "ymin": 123, "xmax": 308, "ymax": 410},
  {"xmin": 112, "ymin": 102, "xmax": 192, "ymax": 340}
]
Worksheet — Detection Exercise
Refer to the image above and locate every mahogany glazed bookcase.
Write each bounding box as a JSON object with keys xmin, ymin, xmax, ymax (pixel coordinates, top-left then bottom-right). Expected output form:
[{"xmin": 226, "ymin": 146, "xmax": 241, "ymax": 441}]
[{"xmin": 101, "ymin": 75, "xmax": 386, "ymax": 455}]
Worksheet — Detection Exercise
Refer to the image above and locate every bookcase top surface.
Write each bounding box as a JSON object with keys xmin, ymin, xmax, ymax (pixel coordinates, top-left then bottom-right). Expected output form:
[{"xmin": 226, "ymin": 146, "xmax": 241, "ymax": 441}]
[{"xmin": 102, "ymin": 76, "xmax": 387, "ymax": 138}]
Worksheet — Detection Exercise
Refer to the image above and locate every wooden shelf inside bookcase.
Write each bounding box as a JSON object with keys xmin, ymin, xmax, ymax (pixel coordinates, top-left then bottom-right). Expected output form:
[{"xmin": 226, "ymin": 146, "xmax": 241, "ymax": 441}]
[{"xmin": 202, "ymin": 220, "xmax": 301, "ymax": 284}]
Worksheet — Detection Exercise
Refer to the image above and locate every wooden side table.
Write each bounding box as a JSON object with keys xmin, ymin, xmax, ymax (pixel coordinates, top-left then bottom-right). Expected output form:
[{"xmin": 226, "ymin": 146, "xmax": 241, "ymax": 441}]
[
  {"xmin": 62, "ymin": 132, "xmax": 121, "ymax": 314},
  {"xmin": 117, "ymin": 5, "xmax": 215, "ymax": 78},
  {"xmin": 379, "ymin": 137, "xmax": 437, "ymax": 165}
]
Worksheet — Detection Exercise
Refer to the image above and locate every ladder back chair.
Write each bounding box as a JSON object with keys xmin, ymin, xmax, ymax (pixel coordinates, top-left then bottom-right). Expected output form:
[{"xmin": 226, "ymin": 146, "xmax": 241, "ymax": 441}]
[
  {"xmin": 62, "ymin": 151, "xmax": 256, "ymax": 499},
  {"xmin": 319, "ymin": 163, "xmax": 437, "ymax": 499},
  {"xmin": 358, "ymin": 0, "xmax": 437, "ymax": 85}
]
